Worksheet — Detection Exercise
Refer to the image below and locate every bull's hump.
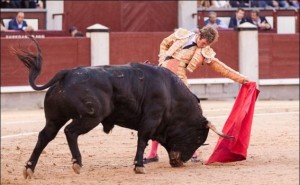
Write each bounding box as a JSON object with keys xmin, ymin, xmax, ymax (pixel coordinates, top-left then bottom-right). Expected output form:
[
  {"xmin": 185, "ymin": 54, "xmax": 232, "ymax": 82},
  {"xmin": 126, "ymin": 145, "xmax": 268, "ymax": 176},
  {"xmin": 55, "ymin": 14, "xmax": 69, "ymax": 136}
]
[
  {"xmin": 68, "ymin": 63, "xmax": 165, "ymax": 86},
  {"xmin": 69, "ymin": 68, "xmax": 90, "ymax": 82},
  {"xmin": 101, "ymin": 63, "xmax": 158, "ymax": 80}
]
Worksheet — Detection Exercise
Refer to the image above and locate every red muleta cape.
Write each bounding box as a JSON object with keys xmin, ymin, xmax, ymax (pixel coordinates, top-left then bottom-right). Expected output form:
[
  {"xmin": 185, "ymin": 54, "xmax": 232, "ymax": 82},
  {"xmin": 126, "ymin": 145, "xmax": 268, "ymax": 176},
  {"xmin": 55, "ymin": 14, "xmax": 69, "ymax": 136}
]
[{"xmin": 206, "ymin": 82, "xmax": 260, "ymax": 164}]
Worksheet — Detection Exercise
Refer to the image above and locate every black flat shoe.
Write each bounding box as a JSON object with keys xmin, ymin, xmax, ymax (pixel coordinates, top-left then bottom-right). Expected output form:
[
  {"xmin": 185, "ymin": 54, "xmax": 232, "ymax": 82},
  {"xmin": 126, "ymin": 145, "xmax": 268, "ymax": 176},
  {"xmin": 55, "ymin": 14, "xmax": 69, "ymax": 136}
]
[
  {"xmin": 190, "ymin": 156, "xmax": 201, "ymax": 163},
  {"xmin": 143, "ymin": 155, "xmax": 159, "ymax": 164}
]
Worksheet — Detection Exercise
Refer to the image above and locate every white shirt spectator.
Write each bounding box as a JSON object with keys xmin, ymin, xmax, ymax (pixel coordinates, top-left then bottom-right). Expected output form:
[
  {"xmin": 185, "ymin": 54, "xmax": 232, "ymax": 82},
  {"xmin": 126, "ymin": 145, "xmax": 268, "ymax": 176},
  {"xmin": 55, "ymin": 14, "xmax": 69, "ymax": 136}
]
[{"xmin": 212, "ymin": 0, "xmax": 231, "ymax": 8}]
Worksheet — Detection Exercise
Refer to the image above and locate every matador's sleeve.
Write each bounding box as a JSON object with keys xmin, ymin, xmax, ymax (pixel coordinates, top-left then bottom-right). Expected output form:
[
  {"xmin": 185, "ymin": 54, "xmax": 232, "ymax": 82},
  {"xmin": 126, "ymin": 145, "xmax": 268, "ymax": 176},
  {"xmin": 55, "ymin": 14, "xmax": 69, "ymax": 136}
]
[
  {"xmin": 187, "ymin": 46, "xmax": 247, "ymax": 83},
  {"xmin": 201, "ymin": 47, "xmax": 247, "ymax": 84},
  {"xmin": 207, "ymin": 58, "xmax": 247, "ymax": 84}
]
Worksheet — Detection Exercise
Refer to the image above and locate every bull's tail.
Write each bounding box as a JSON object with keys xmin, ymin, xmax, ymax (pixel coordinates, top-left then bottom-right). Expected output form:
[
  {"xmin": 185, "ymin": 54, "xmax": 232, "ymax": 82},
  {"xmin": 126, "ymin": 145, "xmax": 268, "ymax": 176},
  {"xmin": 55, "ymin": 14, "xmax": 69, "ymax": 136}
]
[{"xmin": 12, "ymin": 35, "xmax": 67, "ymax": 91}]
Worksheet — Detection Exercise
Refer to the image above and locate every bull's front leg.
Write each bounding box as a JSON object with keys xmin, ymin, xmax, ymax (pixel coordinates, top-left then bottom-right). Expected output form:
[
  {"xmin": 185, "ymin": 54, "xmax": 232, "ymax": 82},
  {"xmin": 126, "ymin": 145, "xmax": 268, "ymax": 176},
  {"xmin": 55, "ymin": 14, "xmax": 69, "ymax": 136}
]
[
  {"xmin": 134, "ymin": 108, "xmax": 163, "ymax": 174},
  {"xmin": 133, "ymin": 137, "xmax": 148, "ymax": 174},
  {"xmin": 64, "ymin": 118, "xmax": 101, "ymax": 175}
]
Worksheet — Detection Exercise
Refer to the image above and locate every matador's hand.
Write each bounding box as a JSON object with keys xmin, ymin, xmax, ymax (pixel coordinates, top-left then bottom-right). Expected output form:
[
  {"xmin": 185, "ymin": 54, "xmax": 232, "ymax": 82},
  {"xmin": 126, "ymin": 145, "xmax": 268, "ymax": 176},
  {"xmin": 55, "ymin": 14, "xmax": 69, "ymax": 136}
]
[{"xmin": 242, "ymin": 78, "xmax": 250, "ymax": 84}]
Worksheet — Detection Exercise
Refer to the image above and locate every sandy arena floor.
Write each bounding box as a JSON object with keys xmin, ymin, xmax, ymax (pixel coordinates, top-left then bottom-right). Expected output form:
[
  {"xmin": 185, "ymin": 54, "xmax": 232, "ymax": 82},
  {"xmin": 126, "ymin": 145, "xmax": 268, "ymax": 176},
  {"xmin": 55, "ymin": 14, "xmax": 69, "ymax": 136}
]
[{"xmin": 1, "ymin": 100, "xmax": 299, "ymax": 185}]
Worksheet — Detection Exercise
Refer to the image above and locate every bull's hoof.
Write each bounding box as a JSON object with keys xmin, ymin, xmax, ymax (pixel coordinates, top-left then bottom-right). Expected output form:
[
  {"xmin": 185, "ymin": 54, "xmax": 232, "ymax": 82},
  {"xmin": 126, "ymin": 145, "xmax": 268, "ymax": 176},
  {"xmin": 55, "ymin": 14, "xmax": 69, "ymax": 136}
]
[
  {"xmin": 23, "ymin": 167, "xmax": 34, "ymax": 179},
  {"xmin": 72, "ymin": 163, "xmax": 81, "ymax": 174},
  {"xmin": 134, "ymin": 166, "xmax": 146, "ymax": 174}
]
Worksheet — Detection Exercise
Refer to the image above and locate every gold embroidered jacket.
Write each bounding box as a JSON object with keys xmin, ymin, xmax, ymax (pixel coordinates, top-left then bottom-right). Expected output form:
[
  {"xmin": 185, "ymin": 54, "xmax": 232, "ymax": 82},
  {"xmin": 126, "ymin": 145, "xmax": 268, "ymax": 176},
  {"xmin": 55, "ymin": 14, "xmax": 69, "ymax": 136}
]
[
  {"xmin": 158, "ymin": 28, "xmax": 247, "ymax": 84},
  {"xmin": 158, "ymin": 28, "xmax": 204, "ymax": 73}
]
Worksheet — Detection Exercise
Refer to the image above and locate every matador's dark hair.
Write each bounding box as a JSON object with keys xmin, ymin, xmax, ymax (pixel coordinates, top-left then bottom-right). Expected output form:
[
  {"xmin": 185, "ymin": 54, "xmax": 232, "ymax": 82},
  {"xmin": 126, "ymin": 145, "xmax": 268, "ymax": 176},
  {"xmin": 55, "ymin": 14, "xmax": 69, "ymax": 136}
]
[{"xmin": 198, "ymin": 26, "xmax": 219, "ymax": 45}]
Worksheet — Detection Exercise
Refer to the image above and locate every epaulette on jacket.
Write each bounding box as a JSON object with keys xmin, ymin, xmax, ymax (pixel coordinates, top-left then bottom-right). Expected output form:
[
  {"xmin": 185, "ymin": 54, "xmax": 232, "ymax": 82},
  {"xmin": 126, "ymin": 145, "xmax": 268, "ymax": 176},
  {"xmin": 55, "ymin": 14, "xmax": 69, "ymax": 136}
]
[{"xmin": 174, "ymin": 28, "xmax": 194, "ymax": 39}]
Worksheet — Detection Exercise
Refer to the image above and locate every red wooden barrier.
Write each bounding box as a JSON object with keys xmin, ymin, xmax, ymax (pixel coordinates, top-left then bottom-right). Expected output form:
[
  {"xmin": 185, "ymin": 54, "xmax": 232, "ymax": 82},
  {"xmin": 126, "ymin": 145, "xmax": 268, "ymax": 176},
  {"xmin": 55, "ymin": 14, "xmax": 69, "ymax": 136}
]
[
  {"xmin": 1, "ymin": 31, "xmax": 298, "ymax": 87},
  {"xmin": 109, "ymin": 32, "xmax": 170, "ymax": 65},
  {"xmin": 259, "ymin": 33, "xmax": 299, "ymax": 79},
  {"xmin": 63, "ymin": 1, "xmax": 178, "ymax": 33},
  {"xmin": 1, "ymin": 30, "xmax": 68, "ymax": 38}
]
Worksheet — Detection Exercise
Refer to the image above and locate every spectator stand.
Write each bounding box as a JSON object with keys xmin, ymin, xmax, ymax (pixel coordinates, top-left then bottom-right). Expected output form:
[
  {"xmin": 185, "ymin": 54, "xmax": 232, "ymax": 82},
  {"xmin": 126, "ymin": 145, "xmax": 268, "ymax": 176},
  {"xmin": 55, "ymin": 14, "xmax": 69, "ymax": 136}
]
[
  {"xmin": 1, "ymin": 8, "xmax": 70, "ymax": 37},
  {"xmin": 1, "ymin": 8, "xmax": 47, "ymax": 30},
  {"xmin": 193, "ymin": 7, "xmax": 299, "ymax": 33}
]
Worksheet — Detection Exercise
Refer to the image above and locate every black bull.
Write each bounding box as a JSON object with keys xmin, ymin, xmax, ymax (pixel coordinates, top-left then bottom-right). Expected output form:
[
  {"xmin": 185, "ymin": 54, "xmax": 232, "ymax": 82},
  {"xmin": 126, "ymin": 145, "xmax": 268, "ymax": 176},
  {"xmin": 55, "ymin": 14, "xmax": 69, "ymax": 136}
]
[{"xmin": 14, "ymin": 36, "xmax": 231, "ymax": 179}]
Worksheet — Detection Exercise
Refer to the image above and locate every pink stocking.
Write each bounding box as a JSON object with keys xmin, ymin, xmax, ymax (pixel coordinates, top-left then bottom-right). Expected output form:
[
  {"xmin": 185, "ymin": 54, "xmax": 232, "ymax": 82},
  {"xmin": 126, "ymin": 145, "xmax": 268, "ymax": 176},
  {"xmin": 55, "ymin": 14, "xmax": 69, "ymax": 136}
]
[{"xmin": 147, "ymin": 140, "xmax": 159, "ymax": 158}]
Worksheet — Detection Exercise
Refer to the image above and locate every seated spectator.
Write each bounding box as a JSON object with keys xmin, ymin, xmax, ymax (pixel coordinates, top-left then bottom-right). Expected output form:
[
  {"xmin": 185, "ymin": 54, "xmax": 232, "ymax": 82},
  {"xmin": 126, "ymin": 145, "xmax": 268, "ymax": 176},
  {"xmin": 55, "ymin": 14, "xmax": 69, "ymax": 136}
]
[
  {"xmin": 69, "ymin": 26, "xmax": 84, "ymax": 37},
  {"xmin": 198, "ymin": 0, "xmax": 213, "ymax": 8},
  {"xmin": 265, "ymin": 0, "xmax": 279, "ymax": 8},
  {"xmin": 258, "ymin": 0, "xmax": 288, "ymax": 8},
  {"xmin": 36, "ymin": 0, "xmax": 44, "ymax": 8},
  {"xmin": 211, "ymin": 0, "xmax": 231, "ymax": 8},
  {"xmin": 10, "ymin": 0, "xmax": 22, "ymax": 8},
  {"xmin": 204, "ymin": 11, "xmax": 228, "ymax": 29},
  {"xmin": 251, "ymin": 0, "xmax": 269, "ymax": 8},
  {"xmin": 22, "ymin": 0, "xmax": 37, "ymax": 8},
  {"xmin": 1, "ymin": 0, "xmax": 9, "ymax": 8},
  {"xmin": 287, "ymin": 0, "xmax": 300, "ymax": 8},
  {"xmin": 229, "ymin": 0, "xmax": 250, "ymax": 7},
  {"xmin": 273, "ymin": 0, "xmax": 292, "ymax": 8},
  {"xmin": 269, "ymin": 0, "xmax": 287, "ymax": 8},
  {"xmin": 276, "ymin": 0, "xmax": 290, "ymax": 7},
  {"xmin": 8, "ymin": 12, "xmax": 34, "ymax": 31},
  {"xmin": 228, "ymin": 8, "xmax": 247, "ymax": 28},
  {"xmin": 247, "ymin": 9, "xmax": 271, "ymax": 30},
  {"xmin": 0, "ymin": 0, "xmax": 22, "ymax": 8},
  {"xmin": 1, "ymin": 19, "xmax": 7, "ymax": 31}
]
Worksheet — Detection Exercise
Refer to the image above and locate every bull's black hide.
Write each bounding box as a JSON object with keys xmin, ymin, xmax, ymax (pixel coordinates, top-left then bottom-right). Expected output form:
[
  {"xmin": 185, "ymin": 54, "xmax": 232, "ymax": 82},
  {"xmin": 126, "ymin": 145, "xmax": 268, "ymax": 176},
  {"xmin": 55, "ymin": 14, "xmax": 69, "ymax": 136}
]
[{"xmin": 15, "ymin": 36, "xmax": 211, "ymax": 178}]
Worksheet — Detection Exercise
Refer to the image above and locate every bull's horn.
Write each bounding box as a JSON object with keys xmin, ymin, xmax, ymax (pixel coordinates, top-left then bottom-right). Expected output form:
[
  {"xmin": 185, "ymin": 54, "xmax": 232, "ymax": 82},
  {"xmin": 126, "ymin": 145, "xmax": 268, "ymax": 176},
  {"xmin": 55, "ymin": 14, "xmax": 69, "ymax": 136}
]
[{"xmin": 206, "ymin": 122, "xmax": 234, "ymax": 139}]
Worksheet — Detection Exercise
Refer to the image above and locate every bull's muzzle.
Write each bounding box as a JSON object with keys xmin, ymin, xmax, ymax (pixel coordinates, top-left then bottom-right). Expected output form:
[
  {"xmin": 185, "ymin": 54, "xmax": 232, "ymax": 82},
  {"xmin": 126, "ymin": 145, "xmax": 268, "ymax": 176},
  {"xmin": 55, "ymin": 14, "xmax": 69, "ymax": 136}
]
[{"xmin": 169, "ymin": 151, "xmax": 183, "ymax": 167}]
